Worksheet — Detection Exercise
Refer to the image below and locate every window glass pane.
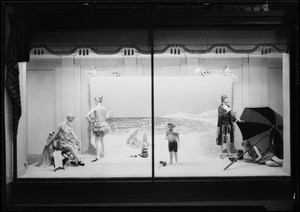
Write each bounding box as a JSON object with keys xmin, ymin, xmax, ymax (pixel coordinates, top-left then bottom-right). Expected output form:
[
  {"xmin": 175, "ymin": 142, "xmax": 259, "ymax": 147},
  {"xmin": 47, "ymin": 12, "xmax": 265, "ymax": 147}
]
[
  {"xmin": 18, "ymin": 31, "xmax": 152, "ymax": 178},
  {"xmin": 15, "ymin": 29, "xmax": 290, "ymax": 178},
  {"xmin": 153, "ymin": 30, "xmax": 290, "ymax": 177}
]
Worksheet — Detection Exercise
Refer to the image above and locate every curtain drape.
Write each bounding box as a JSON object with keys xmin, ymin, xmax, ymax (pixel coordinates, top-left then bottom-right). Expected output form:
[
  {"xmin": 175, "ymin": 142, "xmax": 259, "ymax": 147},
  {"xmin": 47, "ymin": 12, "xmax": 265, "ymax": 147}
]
[{"xmin": 5, "ymin": 12, "xmax": 30, "ymax": 142}]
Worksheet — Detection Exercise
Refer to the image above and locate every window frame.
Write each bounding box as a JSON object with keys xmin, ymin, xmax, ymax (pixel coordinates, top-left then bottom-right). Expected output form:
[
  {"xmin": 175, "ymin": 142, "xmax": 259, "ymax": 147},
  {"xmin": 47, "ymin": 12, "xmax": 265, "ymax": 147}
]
[{"xmin": 2, "ymin": 2, "xmax": 298, "ymax": 210}]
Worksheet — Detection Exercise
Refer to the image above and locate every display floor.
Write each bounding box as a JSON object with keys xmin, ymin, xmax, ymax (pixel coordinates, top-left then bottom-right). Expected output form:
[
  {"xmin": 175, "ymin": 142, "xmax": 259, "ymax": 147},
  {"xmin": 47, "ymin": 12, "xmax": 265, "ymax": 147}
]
[
  {"xmin": 22, "ymin": 147, "xmax": 288, "ymax": 178},
  {"xmin": 21, "ymin": 108, "xmax": 288, "ymax": 178}
]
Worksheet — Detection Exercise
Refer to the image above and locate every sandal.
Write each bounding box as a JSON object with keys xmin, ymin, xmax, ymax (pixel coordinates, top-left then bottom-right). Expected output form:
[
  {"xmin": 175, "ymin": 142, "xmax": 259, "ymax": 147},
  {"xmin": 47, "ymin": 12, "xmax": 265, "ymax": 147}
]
[
  {"xmin": 70, "ymin": 161, "xmax": 78, "ymax": 166},
  {"xmin": 62, "ymin": 158, "xmax": 68, "ymax": 166},
  {"xmin": 91, "ymin": 158, "xmax": 99, "ymax": 162}
]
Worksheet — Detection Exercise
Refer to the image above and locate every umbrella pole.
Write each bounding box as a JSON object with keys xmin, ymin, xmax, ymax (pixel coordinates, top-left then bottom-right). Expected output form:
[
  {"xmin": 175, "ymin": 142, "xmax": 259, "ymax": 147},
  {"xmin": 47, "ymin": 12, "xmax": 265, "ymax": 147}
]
[{"xmin": 223, "ymin": 129, "xmax": 272, "ymax": 171}]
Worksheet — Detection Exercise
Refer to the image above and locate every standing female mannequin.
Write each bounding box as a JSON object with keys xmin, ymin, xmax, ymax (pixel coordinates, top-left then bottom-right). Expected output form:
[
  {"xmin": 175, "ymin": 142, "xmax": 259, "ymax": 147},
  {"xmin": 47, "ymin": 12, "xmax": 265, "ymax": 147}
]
[{"xmin": 86, "ymin": 96, "xmax": 112, "ymax": 162}]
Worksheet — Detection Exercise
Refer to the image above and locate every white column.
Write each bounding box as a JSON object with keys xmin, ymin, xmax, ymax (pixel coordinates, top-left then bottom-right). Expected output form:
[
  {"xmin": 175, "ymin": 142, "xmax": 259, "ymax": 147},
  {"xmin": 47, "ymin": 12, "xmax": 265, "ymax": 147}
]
[
  {"xmin": 242, "ymin": 57, "xmax": 250, "ymax": 108},
  {"xmin": 282, "ymin": 53, "xmax": 290, "ymax": 174},
  {"xmin": 55, "ymin": 59, "xmax": 62, "ymax": 125},
  {"xmin": 179, "ymin": 57, "xmax": 187, "ymax": 76},
  {"xmin": 124, "ymin": 57, "xmax": 137, "ymax": 76},
  {"xmin": 61, "ymin": 57, "xmax": 75, "ymax": 118},
  {"xmin": 17, "ymin": 62, "xmax": 27, "ymax": 177},
  {"xmin": 73, "ymin": 58, "xmax": 82, "ymax": 146},
  {"xmin": 136, "ymin": 57, "xmax": 143, "ymax": 76},
  {"xmin": 186, "ymin": 55, "xmax": 198, "ymax": 76},
  {"xmin": 261, "ymin": 57, "xmax": 269, "ymax": 106}
]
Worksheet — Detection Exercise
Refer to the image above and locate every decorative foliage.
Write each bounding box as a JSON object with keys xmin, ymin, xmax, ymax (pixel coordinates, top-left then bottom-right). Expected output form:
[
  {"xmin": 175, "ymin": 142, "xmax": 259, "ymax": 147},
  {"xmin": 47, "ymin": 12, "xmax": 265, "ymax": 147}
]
[
  {"xmin": 88, "ymin": 66, "xmax": 98, "ymax": 77},
  {"xmin": 88, "ymin": 66, "xmax": 120, "ymax": 78},
  {"xmin": 224, "ymin": 65, "xmax": 233, "ymax": 77}
]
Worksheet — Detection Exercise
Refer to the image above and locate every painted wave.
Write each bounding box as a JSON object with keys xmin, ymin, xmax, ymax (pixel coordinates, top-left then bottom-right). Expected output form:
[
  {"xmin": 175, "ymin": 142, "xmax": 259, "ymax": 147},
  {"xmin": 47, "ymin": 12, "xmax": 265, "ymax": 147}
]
[{"xmin": 109, "ymin": 109, "xmax": 218, "ymax": 135}]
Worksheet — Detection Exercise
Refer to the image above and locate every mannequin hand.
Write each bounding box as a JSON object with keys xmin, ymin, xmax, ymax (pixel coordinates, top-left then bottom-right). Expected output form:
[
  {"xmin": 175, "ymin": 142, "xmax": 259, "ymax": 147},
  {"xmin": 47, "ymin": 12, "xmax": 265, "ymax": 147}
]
[{"xmin": 223, "ymin": 105, "xmax": 231, "ymax": 112}]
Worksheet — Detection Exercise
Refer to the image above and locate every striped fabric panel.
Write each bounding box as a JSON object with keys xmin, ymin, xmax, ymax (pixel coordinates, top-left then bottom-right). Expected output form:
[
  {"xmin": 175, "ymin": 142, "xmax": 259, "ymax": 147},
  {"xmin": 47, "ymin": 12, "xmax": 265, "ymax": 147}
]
[
  {"xmin": 5, "ymin": 62, "xmax": 21, "ymax": 142},
  {"xmin": 5, "ymin": 13, "xmax": 30, "ymax": 143}
]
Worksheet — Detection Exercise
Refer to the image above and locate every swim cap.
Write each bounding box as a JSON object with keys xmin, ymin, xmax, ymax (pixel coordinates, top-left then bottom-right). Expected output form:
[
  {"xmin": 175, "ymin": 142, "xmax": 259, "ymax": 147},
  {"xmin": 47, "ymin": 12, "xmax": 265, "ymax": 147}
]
[
  {"xmin": 67, "ymin": 113, "xmax": 75, "ymax": 121},
  {"xmin": 221, "ymin": 95, "xmax": 228, "ymax": 103},
  {"xmin": 94, "ymin": 96, "xmax": 103, "ymax": 103}
]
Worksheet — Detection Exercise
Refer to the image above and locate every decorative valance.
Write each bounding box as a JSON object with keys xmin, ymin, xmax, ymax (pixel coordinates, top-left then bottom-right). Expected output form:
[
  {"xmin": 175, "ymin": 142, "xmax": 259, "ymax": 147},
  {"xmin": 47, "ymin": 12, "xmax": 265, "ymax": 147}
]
[
  {"xmin": 30, "ymin": 30, "xmax": 150, "ymax": 55},
  {"xmin": 153, "ymin": 30, "xmax": 287, "ymax": 54},
  {"xmin": 30, "ymin": 29, "xmax": 288, "ymax": 55}
]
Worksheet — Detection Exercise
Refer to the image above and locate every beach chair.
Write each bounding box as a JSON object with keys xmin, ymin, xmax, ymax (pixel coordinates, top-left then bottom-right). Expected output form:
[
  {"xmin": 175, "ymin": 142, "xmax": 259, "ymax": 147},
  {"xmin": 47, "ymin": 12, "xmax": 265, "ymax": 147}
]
[
  {"xmin": 52, "ymin": 139, "xmax": 75, "ymax": 167},
  {"xmin": 53, "ymin": 149, "xmax": 65, "ymax": 171}
]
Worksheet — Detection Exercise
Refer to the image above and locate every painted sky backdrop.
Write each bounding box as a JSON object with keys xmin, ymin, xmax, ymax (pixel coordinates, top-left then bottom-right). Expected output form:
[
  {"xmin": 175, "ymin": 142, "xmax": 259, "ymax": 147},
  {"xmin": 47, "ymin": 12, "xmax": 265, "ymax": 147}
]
[{"xmin": 90, "ymin": 76, "xmax": 232, "ymax": 117}]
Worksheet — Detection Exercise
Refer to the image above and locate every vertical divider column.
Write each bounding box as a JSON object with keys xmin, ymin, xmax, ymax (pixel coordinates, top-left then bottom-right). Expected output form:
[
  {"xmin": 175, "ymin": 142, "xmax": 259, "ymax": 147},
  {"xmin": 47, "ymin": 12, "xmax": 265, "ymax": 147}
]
[{"xmin": 149, "ymin": 30, "xmax": 154, "ymax": 181}]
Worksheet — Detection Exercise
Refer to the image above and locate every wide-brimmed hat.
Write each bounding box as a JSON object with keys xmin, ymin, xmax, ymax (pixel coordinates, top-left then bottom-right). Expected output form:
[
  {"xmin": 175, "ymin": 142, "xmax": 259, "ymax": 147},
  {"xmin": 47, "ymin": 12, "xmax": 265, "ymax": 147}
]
[{"xmin": 167, "ymin": 122, "xmax": 175, "ymax": 127}]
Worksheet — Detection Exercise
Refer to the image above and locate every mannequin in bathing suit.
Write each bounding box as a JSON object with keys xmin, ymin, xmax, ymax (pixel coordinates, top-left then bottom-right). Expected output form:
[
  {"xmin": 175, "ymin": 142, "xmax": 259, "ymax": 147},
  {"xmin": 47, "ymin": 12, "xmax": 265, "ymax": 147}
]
[{"xmin": 86, "ymin": 96, "xmax": 112, "ymax": 162}]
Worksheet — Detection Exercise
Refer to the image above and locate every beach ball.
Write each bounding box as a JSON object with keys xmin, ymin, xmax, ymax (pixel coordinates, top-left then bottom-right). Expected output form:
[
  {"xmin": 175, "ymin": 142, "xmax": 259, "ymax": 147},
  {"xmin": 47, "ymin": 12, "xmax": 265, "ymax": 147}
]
[{"xmin": 167, "ymin": 134, "xmax": 177, "ymax": 141}]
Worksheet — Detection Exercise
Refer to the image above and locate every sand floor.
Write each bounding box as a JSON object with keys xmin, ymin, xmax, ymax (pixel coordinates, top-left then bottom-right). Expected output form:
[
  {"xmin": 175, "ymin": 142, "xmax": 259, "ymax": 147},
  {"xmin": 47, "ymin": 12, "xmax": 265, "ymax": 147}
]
[{"xmin": 22, "ymin": 144, "xmax": 288, "ymax": 178}]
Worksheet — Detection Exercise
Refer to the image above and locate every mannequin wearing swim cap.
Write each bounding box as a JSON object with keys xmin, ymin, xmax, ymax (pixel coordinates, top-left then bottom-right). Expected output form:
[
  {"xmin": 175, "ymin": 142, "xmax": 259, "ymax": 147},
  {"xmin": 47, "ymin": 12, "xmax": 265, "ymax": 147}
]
[
  {"xmin": 47, "ymin": 113, "xmax": 85, "ymax": 166},
  {"xmin": 67, "ymin": 113, "xmax": 75, "ymax": 121},
  {"xmin": 86, "ymin": 96, "xmax": 113, "ymax": 162}
]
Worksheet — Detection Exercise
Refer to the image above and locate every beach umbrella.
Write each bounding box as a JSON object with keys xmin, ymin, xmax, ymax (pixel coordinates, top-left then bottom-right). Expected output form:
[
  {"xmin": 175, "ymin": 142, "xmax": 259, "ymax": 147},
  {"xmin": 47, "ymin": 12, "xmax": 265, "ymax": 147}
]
[
  {"xmin": 236, "ymin": 107, "xmax": 283, "ymax": 158},
  {"xmin": 224, "ymin": 107, "xmax": 283, "ymax": 171}
]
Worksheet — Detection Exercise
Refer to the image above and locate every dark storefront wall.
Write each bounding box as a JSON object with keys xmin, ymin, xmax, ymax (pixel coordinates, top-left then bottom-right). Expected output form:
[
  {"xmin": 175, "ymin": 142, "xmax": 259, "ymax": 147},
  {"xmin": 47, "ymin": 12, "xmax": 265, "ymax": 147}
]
[{"xmin": 2, "ymin": 1, "xmax": 298, "ymax": 211}]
